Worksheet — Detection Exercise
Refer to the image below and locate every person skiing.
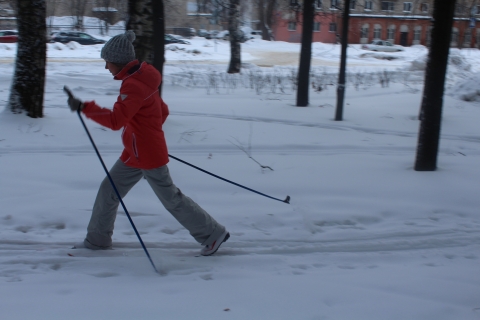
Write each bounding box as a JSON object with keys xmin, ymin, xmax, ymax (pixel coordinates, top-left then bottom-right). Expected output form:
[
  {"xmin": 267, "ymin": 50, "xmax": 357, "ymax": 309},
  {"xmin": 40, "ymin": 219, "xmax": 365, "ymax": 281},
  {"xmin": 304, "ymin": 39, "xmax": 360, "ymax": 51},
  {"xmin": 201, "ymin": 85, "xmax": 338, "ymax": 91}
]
[{"xmin": 66, "ymin": 30, "xmax": 229, "ymax": 256}]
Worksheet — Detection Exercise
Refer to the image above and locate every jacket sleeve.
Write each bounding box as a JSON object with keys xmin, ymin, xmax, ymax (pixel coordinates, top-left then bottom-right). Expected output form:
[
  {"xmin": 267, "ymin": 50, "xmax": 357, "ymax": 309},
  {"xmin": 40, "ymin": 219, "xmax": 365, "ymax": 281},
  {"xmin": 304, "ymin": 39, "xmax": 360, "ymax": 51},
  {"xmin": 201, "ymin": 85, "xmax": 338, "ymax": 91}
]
[{"xmin": 82, "ymin": 81, "xmax": 144, "ymax": 131}]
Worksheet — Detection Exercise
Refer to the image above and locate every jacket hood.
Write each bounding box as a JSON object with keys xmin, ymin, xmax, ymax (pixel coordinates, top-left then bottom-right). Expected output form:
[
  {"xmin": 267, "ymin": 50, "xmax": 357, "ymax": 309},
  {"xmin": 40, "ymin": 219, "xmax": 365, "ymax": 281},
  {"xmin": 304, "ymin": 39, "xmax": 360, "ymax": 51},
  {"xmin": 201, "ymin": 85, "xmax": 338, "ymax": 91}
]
[{"xmin": 114, "ymin": 60, "xmax": 161, "ymax": 91}]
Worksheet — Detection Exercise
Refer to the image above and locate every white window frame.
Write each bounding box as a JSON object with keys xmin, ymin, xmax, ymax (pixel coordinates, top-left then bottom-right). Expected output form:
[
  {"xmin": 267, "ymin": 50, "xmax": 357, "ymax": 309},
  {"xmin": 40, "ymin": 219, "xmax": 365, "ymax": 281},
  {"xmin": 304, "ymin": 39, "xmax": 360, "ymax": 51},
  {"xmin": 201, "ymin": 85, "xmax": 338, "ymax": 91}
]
[
  {"xmin": 361, "ymin": 26, "xmax": 369, "ymax": 38},
  {"xmin": 403, "ymin": 2, "xmax": 413, "ymax": 12},
  {"xmin": 288, "ymin": 21, "xmax": 297, "ymax": 31},
  {"xmin": 381, "ymin": 1, "xmax": 394, "ymax": 11},
  {"xmin": 350, "ymin": 0, "xmax": 356, "ymax": 10},
  {"xmin": 330, "ymin": 0, "xmax": 339, "ymax": 10},
  {"xmin": 329, "ymin": 22, "xmax": 337, "ymax": 32},
  {"xmin": 455, "ymin": 4, "xmax": 465, "ymax": 14},
  {"xmin": 387, "ymin": 27, "xmax": 395, "ymax": 40},
  {"xmin": 373, "ymin": 26, "xmax": 381, "ymax": 39},
  {"xmin": 315, "ymin": 0, "xmax": 323, "ymax": 10},
  {"xmin": 451, "ymin": 27, "xmax": 459, "ymax": 44},
  {"xmin": 464, "ymin": 29, "xmax": 472, "ymax": 45},
  {"xmin": 421, "ymin": 3, "xmax": 429, "ymax": 13},
  {"xmin": 413, "ymin": 29, "xmax": 421, "ymax": 41},
  {"xmin": 365, "ymin": 0, "xmax": 373, "ymax": 11}
]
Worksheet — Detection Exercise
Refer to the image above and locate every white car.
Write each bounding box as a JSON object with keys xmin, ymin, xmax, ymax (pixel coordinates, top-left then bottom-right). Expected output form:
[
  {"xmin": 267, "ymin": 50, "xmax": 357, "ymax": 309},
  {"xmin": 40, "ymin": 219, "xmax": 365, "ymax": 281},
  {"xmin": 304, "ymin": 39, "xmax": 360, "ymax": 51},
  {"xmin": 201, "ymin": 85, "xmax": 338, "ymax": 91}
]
[{"xmin": 361, "ymin": 40, "xmax": 404, "ymax": 52}]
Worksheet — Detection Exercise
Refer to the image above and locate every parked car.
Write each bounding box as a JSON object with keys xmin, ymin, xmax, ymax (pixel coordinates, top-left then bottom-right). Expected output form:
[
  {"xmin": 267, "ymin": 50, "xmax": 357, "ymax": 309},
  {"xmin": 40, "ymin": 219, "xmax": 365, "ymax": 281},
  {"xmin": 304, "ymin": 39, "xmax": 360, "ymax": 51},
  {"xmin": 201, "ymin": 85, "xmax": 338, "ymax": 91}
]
[
  {"xmin": 249, "ymin": 30, "xmax": 263, "ymax": 39},
  {"xmin": 164, "ymin": 34, "xmax": 190, "ymax": 45},
  {"xmin": 197, "ymin": 29, "xmax": 210, "ymax": 37},
  {"xmin": 215, "ymin": 30, "xmax": 230, "ymax": 40},
  {"xmin": 0, "ymin": 30, "xmax": 18, "ymax": 43},
  {"xmin": 50, "ymin": 31, "xmax": 106, "ymax": 45},
  {"xmin": 361, "ymin": 40, "xmax": 404, "ymax": 52},
  {"xmin": 214, "ymin": 30, "xmax": 253, "ymax": 42},
  {"xmin": 205, "ymin": 30, "xmax": 219, "ymax": 40}
]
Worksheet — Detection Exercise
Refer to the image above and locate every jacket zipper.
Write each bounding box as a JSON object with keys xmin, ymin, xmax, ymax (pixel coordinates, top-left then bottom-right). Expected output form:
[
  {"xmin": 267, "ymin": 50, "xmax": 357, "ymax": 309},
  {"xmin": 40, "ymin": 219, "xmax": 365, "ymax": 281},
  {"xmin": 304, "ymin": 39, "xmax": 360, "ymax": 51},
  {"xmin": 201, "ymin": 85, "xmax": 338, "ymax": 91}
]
[{"xmin": 132, "ymin": 133, "xmax": 139, "ymax": 159}]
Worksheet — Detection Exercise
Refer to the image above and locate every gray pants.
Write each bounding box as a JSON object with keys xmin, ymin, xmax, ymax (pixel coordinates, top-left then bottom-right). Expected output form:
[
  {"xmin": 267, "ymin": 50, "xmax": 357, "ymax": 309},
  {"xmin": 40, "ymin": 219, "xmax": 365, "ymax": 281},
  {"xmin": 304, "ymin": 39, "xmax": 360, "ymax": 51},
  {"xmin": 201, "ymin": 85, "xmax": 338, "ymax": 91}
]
[{"xmin": 85, "ymin": 159, "xmax": 226, "ymax": 250}]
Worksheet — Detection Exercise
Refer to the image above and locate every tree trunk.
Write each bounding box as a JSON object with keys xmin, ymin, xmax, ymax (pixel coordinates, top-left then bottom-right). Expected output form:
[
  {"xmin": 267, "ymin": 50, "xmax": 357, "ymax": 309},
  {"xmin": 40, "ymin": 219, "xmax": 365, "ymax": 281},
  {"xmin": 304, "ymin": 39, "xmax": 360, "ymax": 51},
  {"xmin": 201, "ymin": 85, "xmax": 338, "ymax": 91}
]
[
  {"xmin": 259, "ymin": 0, "xmax": 276, "ymax": 40},
  {"xmin": 265, "ymin": 0, "xmax": 276, "ymax": 40},
  {"xmin": 127, "ymin": 0, "xmax": 165, "ymax": 93},
  {"xmin": 335, "ymin": 0, "xmax": 351, "ymax": 120},
  {"xmin": 9, "ymin": 0, "xmax": 47, "ymax": 118},
  {"xmin": 296, "ymin": 0, "xmax": 314, "ymax": 107},
  {"xmin": 227, "ymin": 0, "xmax": 241, "ymax": 74},
  {"xmin": 259, "ymin": 0, "xmax": 267, "ymax": 39},
  {"xmin": 414, "ymin": 0, "xmax": 457, "ymax": 171},
  {"xmin": 152, "ymin": 0, "xmax": 165, "ymax": 94},
  {"xmin": 127, "ymin": 0, "xmax": 154, "ymax": 63},
  {"xmin": 71, "ymin": 0, "xmax": 87, "ymax": 31}
]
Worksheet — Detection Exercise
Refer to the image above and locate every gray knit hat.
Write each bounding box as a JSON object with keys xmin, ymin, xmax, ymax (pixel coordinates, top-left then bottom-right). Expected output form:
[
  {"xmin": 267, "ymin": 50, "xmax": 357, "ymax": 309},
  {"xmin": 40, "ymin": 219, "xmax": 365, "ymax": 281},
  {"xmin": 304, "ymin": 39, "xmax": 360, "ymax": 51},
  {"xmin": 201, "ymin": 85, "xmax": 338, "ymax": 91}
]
[{"xmin": 101, "ymin": 30, "xmax": 136, "ymax": 65}]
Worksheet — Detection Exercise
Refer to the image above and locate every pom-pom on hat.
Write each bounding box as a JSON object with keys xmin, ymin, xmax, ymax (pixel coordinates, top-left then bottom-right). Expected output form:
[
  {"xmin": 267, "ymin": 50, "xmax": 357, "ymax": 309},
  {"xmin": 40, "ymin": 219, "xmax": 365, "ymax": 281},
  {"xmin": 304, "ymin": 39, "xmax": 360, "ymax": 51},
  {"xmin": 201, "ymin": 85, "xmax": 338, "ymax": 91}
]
[{"xmin": 101, "ymin": 30, "xmax": 136, "ymax": 65}]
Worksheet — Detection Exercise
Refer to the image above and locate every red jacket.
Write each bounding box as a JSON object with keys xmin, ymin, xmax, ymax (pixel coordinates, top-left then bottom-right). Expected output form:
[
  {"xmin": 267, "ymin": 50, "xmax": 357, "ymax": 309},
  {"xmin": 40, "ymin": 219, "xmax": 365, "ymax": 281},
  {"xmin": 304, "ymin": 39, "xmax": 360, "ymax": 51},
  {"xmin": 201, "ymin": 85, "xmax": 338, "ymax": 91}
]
[{"xmin": 82, "ymin": 60, "xmax": 169, "ymax": 169}]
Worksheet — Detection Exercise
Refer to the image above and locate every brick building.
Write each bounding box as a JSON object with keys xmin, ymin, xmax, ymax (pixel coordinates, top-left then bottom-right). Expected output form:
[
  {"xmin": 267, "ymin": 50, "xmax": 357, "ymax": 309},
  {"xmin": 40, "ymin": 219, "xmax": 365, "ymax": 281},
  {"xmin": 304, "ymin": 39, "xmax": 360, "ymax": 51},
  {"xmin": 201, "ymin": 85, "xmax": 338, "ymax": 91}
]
[{"xmin": 273, "ymin": 0, "xmax": 480, "ymax": 48}]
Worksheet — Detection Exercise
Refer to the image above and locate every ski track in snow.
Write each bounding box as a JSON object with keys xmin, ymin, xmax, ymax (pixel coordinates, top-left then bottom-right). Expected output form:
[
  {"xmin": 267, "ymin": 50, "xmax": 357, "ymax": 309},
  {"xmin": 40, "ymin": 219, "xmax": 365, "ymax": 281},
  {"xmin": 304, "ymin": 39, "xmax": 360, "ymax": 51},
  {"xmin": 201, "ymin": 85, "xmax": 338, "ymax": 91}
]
[{"xmin": 1, "ymin": 223, "xmax": 479, "ymax": 280}]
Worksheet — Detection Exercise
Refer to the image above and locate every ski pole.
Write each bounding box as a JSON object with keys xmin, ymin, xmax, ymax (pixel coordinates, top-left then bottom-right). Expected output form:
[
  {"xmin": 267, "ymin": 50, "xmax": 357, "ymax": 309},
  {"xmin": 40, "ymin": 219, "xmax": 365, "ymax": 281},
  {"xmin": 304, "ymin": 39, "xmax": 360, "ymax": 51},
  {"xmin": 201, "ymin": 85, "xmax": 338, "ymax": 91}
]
[
  {"xmin": 64, "ymin": 86, "xmax": 159, "ymax": 274},
  {"xmin": 168, "ymin": 154, "xmax": 290, "ymax": 204}
]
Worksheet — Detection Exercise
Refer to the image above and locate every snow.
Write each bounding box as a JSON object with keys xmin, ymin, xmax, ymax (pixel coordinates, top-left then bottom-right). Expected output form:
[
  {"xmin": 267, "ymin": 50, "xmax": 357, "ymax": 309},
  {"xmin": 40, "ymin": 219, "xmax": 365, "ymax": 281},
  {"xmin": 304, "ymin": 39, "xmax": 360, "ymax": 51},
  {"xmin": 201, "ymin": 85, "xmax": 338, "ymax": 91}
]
[{"xmin": 1, "ymin": 22, "xmax": 480, "ymax": 320}]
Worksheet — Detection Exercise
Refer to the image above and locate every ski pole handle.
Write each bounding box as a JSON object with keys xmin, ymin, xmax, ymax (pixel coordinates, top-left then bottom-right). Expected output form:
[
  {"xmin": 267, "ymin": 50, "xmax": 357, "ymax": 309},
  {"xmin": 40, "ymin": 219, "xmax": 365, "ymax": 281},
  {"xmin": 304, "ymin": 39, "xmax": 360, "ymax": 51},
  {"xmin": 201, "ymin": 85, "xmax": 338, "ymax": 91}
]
[{"xmin": 63, "ymin": 85, "xmax": 74, "ymax": 99}]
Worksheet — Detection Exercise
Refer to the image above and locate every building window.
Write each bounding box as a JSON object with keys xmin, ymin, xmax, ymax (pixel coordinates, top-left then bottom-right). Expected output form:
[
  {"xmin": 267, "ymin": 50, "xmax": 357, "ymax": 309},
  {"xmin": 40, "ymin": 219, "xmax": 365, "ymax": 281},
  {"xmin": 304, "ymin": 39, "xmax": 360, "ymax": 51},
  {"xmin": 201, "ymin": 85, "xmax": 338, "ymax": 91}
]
[
  {"xmin": 361, "ymin": 26, "xmax": 369, "ymax": 38},
  {"xmin": 315, "ymin": 0, "xmax": 322, "ymax": 9},
  {"xmin": 381, "ymin": 1, "xmax": 394, "ymax": 11},
  {"xmin": 350, "ymin": 0, "xmax": 356, "ymax": 10},
  {"xmin": 413, "ymin": 29, "xmax": 421, "ymax": 41},
  {"xmin": 464, "ymin": 30, "xmax": 471, "ymax": 45},
  {"xmin": 421, "ymin": 3, "xmax": 429, "ymax": 13},
  {"xmin": 330, "ymin": 0, "xmax": 339, "ymax": 9},
  {"xmin": 329, "ymin": 23, "xmax": 337, "ymax": 32},
  {"xmin": 373, "ymin": 26, "xmax": 381, "ymax": 39},
  {"xmin": 365, "ymin": 1, "xmax": 373, "ymax": 11},
  {"xmin": 451, "ymin": 28, "xmax": 459, "ymax": 44},
  {"xmin": 288, "ymin": 21, "xmax": 297, "ymax": 31},
  {"xmin": 187, "ymin": 1, "xmax": 211, "ymax": 15},
  {"xmin": 403, "ymin": 2, "xmax": 413, "ymax": 12},
  {"xmin": 314, "ymin": 22, "xmax": 321, "ymax": 32},
  {"xmin": 387, "ymin": 27, "xmax": 395, "ymax": 40},
  {"xmin": 455, "ymin": 4, "xmax": 465, "ymax": 14}
]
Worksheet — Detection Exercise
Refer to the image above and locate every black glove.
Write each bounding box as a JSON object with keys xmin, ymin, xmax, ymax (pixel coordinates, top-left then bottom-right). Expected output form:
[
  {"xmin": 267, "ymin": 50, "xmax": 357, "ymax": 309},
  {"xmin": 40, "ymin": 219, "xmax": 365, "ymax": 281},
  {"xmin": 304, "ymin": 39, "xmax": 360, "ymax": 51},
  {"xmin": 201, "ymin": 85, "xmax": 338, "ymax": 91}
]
[
  {"xmin": 68, "ymin": 95, "xmax": 84, "ymax": 112},
  {"xmin": 64, "ymin": 86, "xmax": 84, "ymax": 112}
]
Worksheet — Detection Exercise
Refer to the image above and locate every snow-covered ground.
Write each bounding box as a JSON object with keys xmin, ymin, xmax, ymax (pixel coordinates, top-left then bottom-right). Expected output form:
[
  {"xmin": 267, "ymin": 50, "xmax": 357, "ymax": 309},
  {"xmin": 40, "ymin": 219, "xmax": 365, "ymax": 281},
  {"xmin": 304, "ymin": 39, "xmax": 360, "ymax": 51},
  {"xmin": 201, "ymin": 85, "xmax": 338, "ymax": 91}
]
[{"xmin": 0, "ymin": 26, "xmax": 480, "ymax": 320}]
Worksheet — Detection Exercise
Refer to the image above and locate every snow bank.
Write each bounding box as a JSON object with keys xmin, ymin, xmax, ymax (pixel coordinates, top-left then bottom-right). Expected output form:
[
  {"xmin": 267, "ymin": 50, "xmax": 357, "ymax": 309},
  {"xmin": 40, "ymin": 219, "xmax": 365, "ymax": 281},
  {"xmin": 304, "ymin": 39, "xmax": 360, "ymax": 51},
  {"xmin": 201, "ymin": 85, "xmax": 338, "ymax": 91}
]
[{"xmin": 450, "ymin": 72, "xmax": 480, "ymax": 102}]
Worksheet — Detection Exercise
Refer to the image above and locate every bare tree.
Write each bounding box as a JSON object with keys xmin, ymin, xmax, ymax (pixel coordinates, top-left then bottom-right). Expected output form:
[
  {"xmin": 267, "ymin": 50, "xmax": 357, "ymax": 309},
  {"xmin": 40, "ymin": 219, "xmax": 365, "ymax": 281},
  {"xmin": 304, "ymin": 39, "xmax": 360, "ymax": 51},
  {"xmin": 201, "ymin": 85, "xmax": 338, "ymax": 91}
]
[
  {"xmin": 70, "ymin": 0, "xmax": 88, "ymax": 30},
  {"xmin": 8, "ymin": 0, "xmax": 47, "ymax": 118},
  {"xmin": 258, "ymin": 0, "xmax": 277, "ymax": 40},
  {"xmin": 95, "ymin": 0, "xmax": 114, "ymax": 35},
  {"xmin": 45, "ymin": 0, "xmax": 59, "ymax": 30},
  {"xmin": 414, "ymin": 0, "xmax": 457, "ymax": 171},
  {"xmin": 227, "ymin": 0, "xmax": 241, "ymax": 73}
]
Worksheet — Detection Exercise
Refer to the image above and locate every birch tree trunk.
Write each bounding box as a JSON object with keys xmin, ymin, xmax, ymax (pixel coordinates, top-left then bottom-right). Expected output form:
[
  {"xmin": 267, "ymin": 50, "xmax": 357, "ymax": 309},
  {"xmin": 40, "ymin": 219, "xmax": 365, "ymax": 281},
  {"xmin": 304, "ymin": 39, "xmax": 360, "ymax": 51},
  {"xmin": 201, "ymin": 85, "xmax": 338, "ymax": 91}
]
[
  {"xmin": 8, "ymin": 0, "xmax": 47, "ymax": 118},
  {"xmin": 127, "ymin": 0, "xmax": 154, "ymax": 63},
  {"xmin": 127, "ymin": 0, "xmax": 165, "ymax": 93},
  {"xmin": 227, "ymin": 0, "xmax": 241, "ymax": 74}
]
